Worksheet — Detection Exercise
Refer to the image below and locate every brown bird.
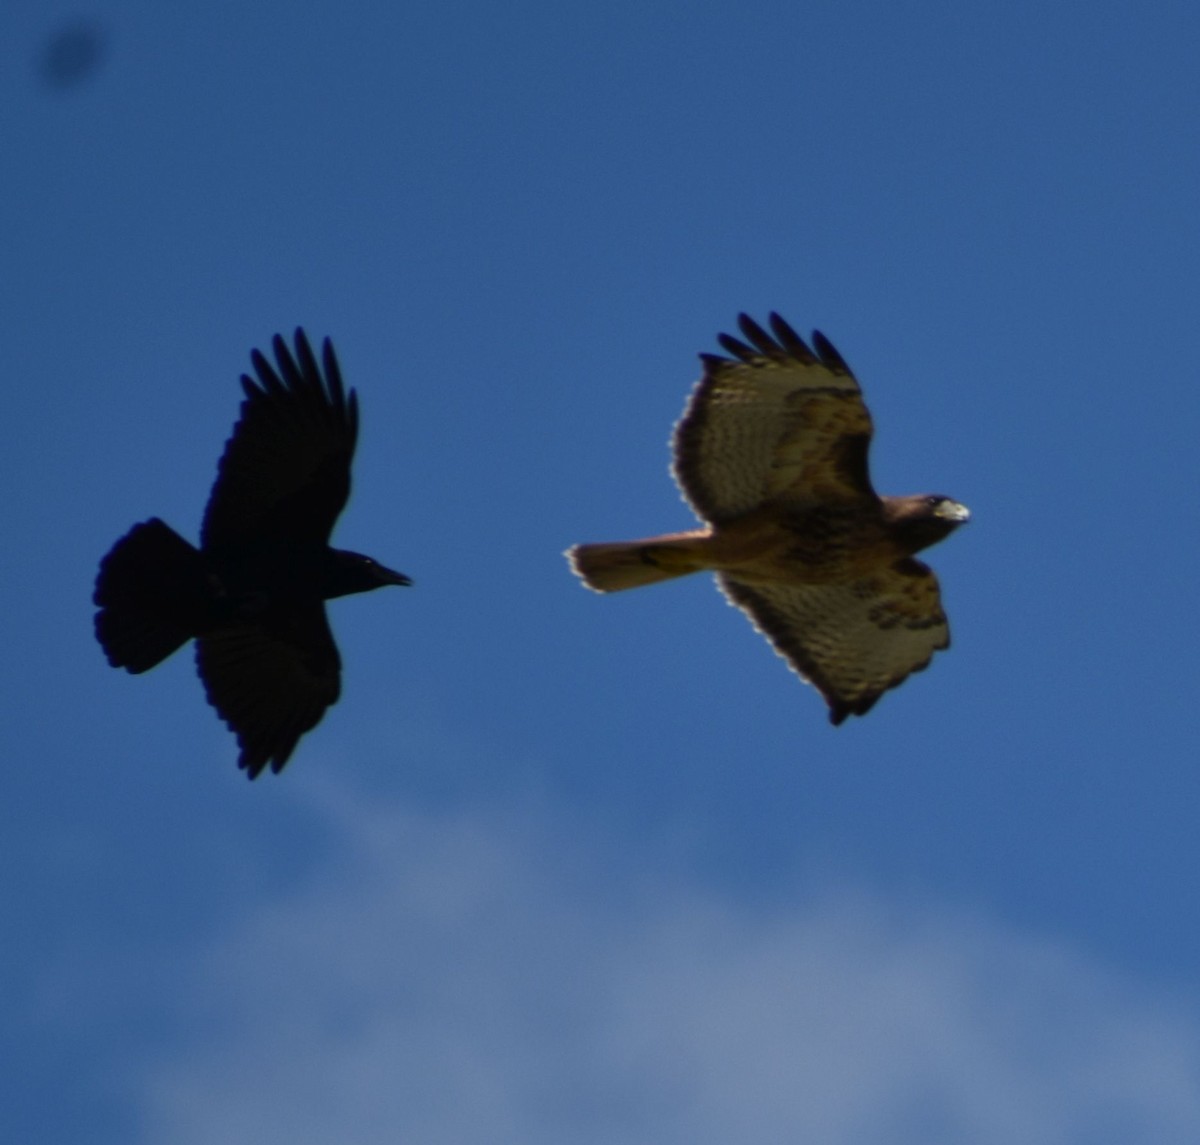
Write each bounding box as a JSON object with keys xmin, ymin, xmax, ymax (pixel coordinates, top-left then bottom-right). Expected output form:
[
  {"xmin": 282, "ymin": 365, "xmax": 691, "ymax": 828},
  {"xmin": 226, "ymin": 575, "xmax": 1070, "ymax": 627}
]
[
  {"xmin": 567, "ymin": 312, "xmax": 969, "ymax": 724},
  {"xmin": 94, "ymin": 330, "xmax": 411, "ymax": 777}
]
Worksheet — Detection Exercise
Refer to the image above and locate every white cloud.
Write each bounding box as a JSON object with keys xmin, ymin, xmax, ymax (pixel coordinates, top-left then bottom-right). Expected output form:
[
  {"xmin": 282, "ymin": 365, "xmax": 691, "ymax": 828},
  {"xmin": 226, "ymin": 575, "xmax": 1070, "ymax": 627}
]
[{"xmin": 131, "ymin": 783, "xmax": 1200, "ymax": 1144}]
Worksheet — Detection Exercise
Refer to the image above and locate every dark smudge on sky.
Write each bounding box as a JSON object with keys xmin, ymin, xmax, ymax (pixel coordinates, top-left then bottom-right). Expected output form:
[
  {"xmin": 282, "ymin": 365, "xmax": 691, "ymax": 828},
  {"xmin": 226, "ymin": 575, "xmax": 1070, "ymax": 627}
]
[{"xmin": 40, "ymin": 20, "xmax": 107, "ymax": 90}]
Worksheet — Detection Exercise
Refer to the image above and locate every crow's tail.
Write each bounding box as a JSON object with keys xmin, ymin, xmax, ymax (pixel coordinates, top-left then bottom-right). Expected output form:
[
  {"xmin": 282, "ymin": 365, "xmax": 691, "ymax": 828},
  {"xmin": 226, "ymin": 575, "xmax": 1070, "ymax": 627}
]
[{"xmin": 94, "ymin": 518, "xmax": 209, "ymax": 673}]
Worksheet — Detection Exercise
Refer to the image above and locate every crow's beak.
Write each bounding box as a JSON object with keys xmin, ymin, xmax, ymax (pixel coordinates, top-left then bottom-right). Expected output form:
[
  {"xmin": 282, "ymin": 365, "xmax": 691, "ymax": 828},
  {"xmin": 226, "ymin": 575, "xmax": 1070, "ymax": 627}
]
[{"xmin": 379, "ymin": 565, "xmax": 413, "ymax": 587}]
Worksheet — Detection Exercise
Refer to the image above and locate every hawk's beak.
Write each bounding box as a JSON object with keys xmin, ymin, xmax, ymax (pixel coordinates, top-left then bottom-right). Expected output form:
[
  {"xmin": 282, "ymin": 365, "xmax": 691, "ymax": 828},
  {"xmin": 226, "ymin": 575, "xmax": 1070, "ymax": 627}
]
[{"xmin": 935, "ymin": 500, "xmax": 971, "ymax": 524}]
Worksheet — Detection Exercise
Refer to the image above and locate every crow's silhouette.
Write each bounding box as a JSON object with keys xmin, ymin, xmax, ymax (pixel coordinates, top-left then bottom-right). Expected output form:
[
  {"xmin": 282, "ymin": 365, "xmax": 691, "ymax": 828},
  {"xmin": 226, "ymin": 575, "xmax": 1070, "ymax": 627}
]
[{"xmin": 94, "ymin": 330, "xmax": 410, "ymax": 777}]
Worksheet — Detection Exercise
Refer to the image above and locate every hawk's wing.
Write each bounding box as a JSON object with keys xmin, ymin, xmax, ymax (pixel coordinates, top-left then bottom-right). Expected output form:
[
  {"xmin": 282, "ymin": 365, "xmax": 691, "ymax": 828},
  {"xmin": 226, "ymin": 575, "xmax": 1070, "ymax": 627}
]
[
  {"xmin": 195, "ymin": 604, "xmax": 342, "ymax": 778},
  {"xmin": 717, "ymin": 557, "xmax": 949, "ymax": 723},
  {"xmin": 201, "ymin": 330, "xmax": 358, "ymax": 549},
  {"xmin": 673, "ymin": 313, "xmax": 875, "ymax": 524}
]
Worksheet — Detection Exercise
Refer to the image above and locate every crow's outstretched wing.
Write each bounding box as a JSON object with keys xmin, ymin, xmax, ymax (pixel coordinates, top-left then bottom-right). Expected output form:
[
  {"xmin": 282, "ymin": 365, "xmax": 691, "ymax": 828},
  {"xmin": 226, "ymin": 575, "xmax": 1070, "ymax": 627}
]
[
  {"xmin": 201, "ymin": 330, "xmax": 358, "ymax": 548},
  {"xmin": 195, "ymin": 604, "xmax": 342, "ymax": 778}
]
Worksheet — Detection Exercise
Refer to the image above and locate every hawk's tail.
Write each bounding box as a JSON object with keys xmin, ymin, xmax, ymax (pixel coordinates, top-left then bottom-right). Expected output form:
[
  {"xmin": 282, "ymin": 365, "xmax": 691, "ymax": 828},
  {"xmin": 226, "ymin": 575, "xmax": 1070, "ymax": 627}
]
[
  {"xmin": 566, "ymin": 533, "xmax": 712, "ymax": 593},
  {"xmin": 94, "ymin": 518, "xmax": 210, "ymax": 673}
]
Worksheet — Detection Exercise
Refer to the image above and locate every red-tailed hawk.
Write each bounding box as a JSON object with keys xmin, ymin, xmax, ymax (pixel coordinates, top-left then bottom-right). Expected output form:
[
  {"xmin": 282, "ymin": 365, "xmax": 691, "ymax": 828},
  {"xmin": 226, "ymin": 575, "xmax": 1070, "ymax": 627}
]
[{"xmin": 567, "ymin": 312, "xmax": 969, "ymax": 724}]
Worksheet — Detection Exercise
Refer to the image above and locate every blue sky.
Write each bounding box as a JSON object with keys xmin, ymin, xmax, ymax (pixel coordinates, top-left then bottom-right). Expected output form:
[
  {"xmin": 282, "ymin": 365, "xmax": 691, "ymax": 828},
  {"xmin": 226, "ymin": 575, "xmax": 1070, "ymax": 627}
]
[{"xmin": 3, "ymin": 1, "xmax": 1200, "ymax": 1140}]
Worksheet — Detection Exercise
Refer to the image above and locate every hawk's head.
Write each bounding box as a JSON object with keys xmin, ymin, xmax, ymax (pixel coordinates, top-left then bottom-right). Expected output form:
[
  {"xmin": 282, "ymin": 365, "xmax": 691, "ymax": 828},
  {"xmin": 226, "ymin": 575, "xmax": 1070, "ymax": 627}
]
[{"xmin": 883, "ymin": 494, "xmax": 970, "ymax": 554}]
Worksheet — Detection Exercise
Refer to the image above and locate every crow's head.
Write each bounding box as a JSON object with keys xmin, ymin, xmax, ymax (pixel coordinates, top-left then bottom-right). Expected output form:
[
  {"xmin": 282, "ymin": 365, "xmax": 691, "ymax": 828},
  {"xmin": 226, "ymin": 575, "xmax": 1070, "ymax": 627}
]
[{"xmin": 325, "ymin": 550, "xmax": 413, "ymax": 599}]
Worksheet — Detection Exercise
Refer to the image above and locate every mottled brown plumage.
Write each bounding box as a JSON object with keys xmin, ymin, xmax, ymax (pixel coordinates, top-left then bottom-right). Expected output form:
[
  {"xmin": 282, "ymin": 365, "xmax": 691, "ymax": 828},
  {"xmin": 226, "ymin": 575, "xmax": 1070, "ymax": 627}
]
[{"xmin": 567, "ymin": 312, "xmax": 969, "ymax": 723}]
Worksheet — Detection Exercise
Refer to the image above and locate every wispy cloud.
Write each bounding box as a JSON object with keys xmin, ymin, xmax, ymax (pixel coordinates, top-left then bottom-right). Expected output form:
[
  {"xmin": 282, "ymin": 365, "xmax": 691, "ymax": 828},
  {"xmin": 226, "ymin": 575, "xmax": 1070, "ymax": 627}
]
[{"xmin": 130, "ymin": 783, "xmax": 1200, "ymax": 1144}]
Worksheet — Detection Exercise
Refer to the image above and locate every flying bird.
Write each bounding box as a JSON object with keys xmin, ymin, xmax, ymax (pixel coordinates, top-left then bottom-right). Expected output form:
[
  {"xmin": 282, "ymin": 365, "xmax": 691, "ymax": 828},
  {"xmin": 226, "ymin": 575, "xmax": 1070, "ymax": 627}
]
[
  {"xmin": 567, "ymin": 313, "xmax": 969, "ymax": 724},
  {"xmin": 94, "ymin": 330, "xmax": 411, "ymax": 777}
]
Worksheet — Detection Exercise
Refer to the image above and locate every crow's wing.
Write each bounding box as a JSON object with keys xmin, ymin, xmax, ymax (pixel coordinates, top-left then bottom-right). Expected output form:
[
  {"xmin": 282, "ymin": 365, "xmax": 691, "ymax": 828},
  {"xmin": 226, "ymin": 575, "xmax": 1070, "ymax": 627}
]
[
  {"xmin": 201, "ymin": 330, "xmax": 358, "ymax": 548},
  {"xmin": 195, "ymin": 604, "xmax": 341, "ymax": 778}
]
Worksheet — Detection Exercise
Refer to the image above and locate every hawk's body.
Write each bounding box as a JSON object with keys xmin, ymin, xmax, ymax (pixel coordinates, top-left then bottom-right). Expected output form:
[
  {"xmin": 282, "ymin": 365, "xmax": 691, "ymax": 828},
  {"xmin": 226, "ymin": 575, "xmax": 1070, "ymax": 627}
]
[{"xmin": 568, "ymin": 313, "xmax": 969, "ymax": 724}]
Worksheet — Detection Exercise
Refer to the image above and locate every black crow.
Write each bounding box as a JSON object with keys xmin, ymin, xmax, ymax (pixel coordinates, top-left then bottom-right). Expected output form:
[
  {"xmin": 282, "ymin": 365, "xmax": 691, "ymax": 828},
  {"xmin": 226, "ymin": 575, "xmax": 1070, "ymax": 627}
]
[{"xmin": 94, "ymin": 330, "xmax": 411, "ymax": 777}]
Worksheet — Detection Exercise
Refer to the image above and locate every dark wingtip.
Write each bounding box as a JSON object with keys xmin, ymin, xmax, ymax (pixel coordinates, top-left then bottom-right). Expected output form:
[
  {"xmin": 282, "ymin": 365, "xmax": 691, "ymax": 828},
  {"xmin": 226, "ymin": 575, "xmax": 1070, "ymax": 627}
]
[
  {"xmin": 249, "ymin": 345, "xmax": 286, "ymax": 396},
  {"xmin": 716, "ymin": 332, "xmax": 745, "ymax": 354},
  {"xmin": 291, "ymin": 327, "xmax": 317, "ymax": 370},
  {"xmin": 239, "ymin": 748, "xmax": 290, "ymax": 779},
  {"xmin": 716, "ymin": 312, "xmax": 830, "ymax": 368},
  {"xmin": 811, "ymin": 330, "xmax": 852, "ymax": 374},
  {"xmin": 716, "ymin": 331, "xmax": 757, "ymax": 362},
  {"xmin": 320, "ymin": 336, "xmax": 338, "ymax": 377},
  {"xmin": 736, "ymin": 313, "xmax": 786, "ymax": 359},
  {"xmin": 767, "ymin": 313, "xmax": 817, "ymax": 364}
]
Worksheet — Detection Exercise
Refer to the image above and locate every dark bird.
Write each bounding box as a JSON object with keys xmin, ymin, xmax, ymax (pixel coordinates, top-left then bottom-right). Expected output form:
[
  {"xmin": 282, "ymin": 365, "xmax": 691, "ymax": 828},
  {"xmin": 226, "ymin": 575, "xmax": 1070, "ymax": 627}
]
[
  {"xmin": 94, "ymin": 330, "xmax": 411, "ymax": 777},
  {"xmin": 567, "ymin": 313, "xmax": 969, "ymax": 724}
]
